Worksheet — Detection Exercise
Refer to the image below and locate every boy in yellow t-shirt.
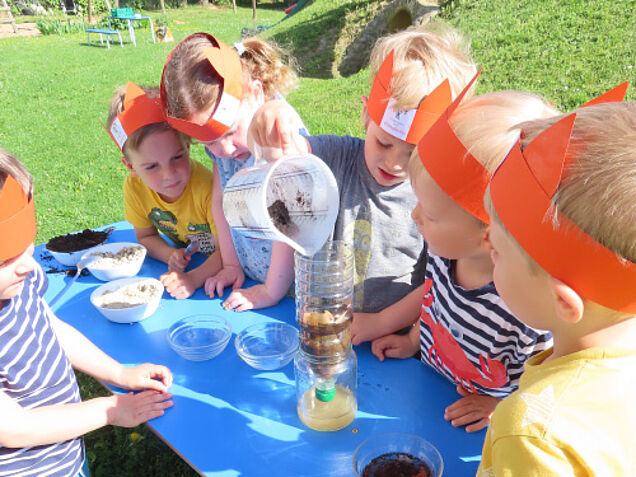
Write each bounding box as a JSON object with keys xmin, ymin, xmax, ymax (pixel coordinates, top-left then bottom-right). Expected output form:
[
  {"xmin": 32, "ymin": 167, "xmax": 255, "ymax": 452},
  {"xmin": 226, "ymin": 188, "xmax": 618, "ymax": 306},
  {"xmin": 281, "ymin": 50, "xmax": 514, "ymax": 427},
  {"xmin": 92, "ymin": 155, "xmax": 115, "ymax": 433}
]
[
  {"xmin": 480, "ymin": 94, "xmax": 636, "ymax": 475},
  {"xmin": 106, "ymin": 82, "xmax": 222, "ymax": 299}
]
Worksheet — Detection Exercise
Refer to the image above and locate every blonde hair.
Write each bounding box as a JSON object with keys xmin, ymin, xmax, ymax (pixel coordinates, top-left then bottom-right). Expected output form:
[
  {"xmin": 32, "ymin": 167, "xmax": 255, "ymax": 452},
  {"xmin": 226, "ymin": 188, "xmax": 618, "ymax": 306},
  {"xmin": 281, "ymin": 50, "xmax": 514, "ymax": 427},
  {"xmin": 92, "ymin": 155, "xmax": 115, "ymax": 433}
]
[
  {"xmin": 0, "ymin": 148, "xmax": 33, "ymax": 199},
  {"xmin": 410, "ymin": 90, "xmax": 558, "ymax": 192},
  {"xmin": 162, "ymin": 33, "xmax": 297, "ymax": 121},
  {"xmin": 107, "ymin": 85, "xmax": 182, "ymax": 157},
  {"xmin": 369, "ymin": 22, "xmax": 477, "ymax": 112},
  {"xmin": 487, "ymin": 101, "xmax": 636, "ymax": 317}
]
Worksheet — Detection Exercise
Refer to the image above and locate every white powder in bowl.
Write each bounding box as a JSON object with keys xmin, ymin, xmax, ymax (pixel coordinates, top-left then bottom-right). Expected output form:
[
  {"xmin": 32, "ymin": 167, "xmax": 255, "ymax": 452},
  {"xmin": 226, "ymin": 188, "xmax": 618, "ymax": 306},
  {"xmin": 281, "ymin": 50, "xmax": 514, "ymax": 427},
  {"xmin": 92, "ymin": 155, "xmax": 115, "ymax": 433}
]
[
  {"xmin": 94, "ymin": 279, "xmax": 161, "ymax": 309},
  {"xmin": 87, "ymin": 246, "xmax": 144, "ymax": 270}
]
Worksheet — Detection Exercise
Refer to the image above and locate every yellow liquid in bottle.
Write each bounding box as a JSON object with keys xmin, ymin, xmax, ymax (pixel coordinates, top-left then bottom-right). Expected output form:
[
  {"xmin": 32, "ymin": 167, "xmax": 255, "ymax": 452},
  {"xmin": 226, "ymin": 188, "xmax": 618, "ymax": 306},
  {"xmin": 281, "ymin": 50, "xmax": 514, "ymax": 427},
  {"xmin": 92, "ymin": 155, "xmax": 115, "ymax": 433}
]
[{"xmin": 297, "ymin": 384, "xmax": 357, "ymax": 431}]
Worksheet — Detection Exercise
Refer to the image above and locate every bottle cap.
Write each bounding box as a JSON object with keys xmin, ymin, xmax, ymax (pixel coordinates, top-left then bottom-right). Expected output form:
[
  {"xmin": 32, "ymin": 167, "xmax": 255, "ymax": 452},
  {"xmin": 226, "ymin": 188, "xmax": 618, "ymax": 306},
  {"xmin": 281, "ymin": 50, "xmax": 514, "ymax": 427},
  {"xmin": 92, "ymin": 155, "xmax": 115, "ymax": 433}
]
[{"xmin": 315, "ymin": 378, "xmax": 336, "ymax": 402}]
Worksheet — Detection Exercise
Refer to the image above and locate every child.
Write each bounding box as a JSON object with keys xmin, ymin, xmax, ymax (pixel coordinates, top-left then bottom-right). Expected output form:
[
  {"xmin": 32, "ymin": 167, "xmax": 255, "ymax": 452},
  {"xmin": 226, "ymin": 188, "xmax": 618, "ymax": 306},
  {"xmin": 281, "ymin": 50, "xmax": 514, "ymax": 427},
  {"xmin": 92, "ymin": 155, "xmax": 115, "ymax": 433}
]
[
  {"xmin": 248, "ymin": 24, "xmax": 477, "ymax": 317},
  {"xmin": 479, "ymin": 99, "xmax": 636, "ymax": 474},
  {"xmin": 160, "ymin": 32, "xmax": 306, "ymax": 311},
  {"xmin": 371, "ymin": 85, "xmax": 556, "ymax": 433},
  {"xmin": 106, "ymin": 82, "xmax": 222, "ymax": 299},
  {"xmin": 0, "ymin": 148, "xmax": 173, "ymax": 475}
]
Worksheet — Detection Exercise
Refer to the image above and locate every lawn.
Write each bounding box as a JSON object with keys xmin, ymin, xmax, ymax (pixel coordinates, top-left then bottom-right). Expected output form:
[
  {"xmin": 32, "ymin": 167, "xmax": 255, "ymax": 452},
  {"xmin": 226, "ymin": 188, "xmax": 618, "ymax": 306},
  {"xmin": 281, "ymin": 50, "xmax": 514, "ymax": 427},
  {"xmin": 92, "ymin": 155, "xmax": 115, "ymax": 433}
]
[{"xmin": 0, "ymin": 0, "xmax": 634, "ymax": 474}]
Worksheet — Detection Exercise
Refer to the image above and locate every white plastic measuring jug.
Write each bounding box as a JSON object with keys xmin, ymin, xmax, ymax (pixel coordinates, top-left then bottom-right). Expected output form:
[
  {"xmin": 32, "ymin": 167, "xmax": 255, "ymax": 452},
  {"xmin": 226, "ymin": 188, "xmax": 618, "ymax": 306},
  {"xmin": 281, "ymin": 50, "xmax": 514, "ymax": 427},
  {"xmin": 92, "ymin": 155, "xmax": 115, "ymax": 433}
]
[{"xmin": 222, "ymin": 154, "xmax": 339, "ymax": 257}]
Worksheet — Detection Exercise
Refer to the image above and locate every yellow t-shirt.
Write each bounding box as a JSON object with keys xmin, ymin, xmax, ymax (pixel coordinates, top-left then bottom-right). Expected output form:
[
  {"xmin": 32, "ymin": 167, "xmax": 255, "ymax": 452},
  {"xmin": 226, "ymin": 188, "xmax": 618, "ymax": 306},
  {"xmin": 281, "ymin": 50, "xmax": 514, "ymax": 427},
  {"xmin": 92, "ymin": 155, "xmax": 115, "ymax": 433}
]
[
  {"xmin": 123, "ymin": 159, "xmax": 217, "ymax": 255},
  {"xmin": 478, "ymin": 347, "xmax": 636, "ymax": 476}
]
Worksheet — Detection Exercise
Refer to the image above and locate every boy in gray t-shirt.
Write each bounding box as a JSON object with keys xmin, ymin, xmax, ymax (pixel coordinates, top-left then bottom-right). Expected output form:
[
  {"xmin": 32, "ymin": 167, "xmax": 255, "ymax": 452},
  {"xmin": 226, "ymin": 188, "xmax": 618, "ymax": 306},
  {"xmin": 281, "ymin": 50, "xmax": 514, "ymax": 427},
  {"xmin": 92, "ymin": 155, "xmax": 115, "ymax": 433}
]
[{"xmin": 247, "ymin": 25, "xmax": 477, "ymax": 343}]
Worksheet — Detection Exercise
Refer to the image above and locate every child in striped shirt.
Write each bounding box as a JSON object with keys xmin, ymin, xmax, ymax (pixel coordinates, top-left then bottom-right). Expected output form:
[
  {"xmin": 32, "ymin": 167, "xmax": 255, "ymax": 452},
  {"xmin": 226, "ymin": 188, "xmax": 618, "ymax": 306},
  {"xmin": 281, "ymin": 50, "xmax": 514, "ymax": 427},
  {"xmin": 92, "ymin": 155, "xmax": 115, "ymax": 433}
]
[
  {"xmin": 0, "ymin": 149, "xmax": 173, "ymax": 476},
  {"xmin": 371, "ymin": 88, "xmax": 555, "ymax": 432}
]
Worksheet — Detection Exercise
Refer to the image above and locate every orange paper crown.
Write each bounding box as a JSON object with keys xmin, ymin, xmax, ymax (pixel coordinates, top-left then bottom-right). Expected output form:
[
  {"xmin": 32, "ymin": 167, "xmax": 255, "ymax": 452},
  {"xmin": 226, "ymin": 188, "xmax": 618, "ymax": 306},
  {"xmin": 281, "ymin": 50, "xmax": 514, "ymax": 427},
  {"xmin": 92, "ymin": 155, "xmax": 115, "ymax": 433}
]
[
  {"xmin": 0, "ymin": 175, "xmax": 36, "ymax": 261},
  {"xmin": 416, "ymin": 69, "xmax": 489, "ymax": 223},
  {"xmin": 367, "ymin": 50, "xmax": 453, "ymax": 145},
  {"xmin": 490, "ymin": 82, "xmax": 635, "ymax": 313},
  {"xmin": 106, "ymin": 82, "xmax": 166, "ymax": 152},
  {"xmin": 160, "ymin": 33, "xmax": 243, "ymax": 142}
]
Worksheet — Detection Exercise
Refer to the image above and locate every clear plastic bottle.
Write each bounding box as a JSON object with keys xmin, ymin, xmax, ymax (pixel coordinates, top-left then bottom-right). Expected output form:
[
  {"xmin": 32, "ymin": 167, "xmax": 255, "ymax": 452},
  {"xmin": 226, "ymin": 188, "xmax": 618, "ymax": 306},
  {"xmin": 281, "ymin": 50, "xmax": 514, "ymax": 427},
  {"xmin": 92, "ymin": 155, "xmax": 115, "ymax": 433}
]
[{"xmin": 294, "ymin": 240, "xmax": 357, "ymax": 431}]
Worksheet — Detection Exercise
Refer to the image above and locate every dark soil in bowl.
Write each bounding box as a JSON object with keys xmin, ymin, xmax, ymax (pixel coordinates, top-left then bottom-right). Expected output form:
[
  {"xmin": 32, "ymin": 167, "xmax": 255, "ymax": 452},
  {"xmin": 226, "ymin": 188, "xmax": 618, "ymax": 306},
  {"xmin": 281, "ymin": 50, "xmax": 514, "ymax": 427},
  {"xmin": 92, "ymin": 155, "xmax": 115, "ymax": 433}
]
[
  {"xmin": 362, "ymin": 452, "xmax": 432, "ymax": 477},
  {"xmin": 46, "ymin": 229, "xmax": 109, "ymax": 253}
]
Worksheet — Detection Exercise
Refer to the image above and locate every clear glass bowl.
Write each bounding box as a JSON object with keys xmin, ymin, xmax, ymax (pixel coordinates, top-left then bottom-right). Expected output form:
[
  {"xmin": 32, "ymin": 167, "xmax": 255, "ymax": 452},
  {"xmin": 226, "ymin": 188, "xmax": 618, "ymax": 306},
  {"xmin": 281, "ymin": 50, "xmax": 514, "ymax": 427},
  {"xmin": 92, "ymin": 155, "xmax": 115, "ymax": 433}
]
[
  {"xmin": 235, "ymin": 322, "xmax": 299, "ymax": 370},
  {"xmin": 352, "ymin": 432, "xmax": 443, "ymax": 477},
  {"xmin": 167, "ymin": 314, "xmax": 232, "ymax": 361}
]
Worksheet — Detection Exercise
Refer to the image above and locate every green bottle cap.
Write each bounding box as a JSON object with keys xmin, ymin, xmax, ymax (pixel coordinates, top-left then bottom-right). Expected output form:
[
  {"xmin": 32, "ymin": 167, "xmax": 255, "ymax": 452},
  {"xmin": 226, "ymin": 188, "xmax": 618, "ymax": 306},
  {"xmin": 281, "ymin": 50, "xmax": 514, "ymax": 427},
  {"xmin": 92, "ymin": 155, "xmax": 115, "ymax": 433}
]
[{"xmin": 315, "ymin": 379, "xmax": 336, "ymax": 402}]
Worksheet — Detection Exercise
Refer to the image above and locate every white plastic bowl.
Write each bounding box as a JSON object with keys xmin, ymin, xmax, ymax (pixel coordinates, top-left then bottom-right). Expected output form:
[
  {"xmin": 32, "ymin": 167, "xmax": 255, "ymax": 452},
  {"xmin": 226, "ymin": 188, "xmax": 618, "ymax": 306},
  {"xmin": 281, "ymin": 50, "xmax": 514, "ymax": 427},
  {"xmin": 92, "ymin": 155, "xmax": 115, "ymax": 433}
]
[
  {"xmin": 82, "ymin": 242, "xmax": 147, "ymax": 281},
  {"xmin": 90, "ymin": 277, "xmax": 163, "ymax": 324},
  {"xmin": 47, "ymin": 245, "xmax": 101, "ymax": 267}
]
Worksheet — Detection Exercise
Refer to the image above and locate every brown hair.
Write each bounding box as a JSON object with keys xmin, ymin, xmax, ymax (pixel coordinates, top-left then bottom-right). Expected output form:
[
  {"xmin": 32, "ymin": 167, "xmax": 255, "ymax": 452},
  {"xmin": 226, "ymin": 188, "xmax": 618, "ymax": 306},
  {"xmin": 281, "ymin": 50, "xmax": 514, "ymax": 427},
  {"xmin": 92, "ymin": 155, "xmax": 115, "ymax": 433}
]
[
  {"xmin": 0, "ymin": 148, "xmax": 33, "ymax": 199},
  {"xmin": 162, "ymin": 33, "xmax": 298, "ymax": 122},
  {"xmin": 107, "ymin": 85, "xmax": 180, "ymax": 157}
]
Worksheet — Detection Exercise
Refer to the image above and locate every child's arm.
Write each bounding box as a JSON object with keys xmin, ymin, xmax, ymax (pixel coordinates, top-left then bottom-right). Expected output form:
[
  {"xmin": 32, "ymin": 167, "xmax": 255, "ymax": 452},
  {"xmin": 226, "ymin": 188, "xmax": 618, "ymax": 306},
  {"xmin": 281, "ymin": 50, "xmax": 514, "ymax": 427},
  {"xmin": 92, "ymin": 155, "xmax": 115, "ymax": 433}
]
[
  {"xmin": 0, "ymin": 388, "xmax": 171, "ymax": 448},
  {"xmin": 371, "ymin": 322, "xmax": 421, "ymax": 362},
  {"xmin": 248, "ymin": 100, "xmax": 310, "ymax": 161},
  {"xmin": 204, "ymin": 163, "xmax": 245, "ymax": 298},
  {"xmin": 444, "ymin": 385, "xmax": 501, "ymax": 433},
  {"xmin": 351, "ymin": 284, "xmax": 424, "ymax": 345},
  {"xmin": 222, "ymin": 242, "xmax": 295, "ymax": 312},
  {"xmin": 134, "ymin": 225, "xmax": 190, "ymax": 272}
]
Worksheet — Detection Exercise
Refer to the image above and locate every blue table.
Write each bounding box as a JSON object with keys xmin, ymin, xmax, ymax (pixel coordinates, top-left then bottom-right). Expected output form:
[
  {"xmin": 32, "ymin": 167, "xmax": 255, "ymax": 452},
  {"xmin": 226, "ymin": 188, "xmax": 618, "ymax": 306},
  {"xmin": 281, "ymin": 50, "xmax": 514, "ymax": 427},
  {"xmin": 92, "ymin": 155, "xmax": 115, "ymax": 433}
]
[
  {"xmin": 36, "ymin": 221, "xmax": 484, "ymax": 476},
  {"xmin": 109, "ymin": 14, "xmax": 155, "ymax": 46}
]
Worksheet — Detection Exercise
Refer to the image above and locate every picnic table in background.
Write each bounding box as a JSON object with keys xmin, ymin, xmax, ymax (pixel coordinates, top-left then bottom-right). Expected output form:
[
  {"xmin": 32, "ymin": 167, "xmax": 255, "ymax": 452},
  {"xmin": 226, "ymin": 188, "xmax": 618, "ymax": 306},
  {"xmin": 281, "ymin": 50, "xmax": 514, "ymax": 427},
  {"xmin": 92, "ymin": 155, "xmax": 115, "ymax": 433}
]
[
  {"xmin": 109, "ymin": 8, "xmax": 155, "ymax": 46},
  {"xmin": 36, "ymin": 221, "xmax": 486, "ymax": 476}
]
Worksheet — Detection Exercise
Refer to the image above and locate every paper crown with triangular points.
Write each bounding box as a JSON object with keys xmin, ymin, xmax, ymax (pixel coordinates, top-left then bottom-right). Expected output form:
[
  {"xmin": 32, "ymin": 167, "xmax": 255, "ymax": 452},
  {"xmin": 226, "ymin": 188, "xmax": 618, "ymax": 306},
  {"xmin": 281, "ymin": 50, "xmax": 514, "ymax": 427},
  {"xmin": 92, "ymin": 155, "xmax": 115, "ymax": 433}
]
[
  {"xmin": 367, "ymin": 50, "xmax": 453, "ymax": 145},
  {"xmin": 160, "ymin": 32, "xmax": 243, "ymax": 143},
  {"xmin": 490, "ymin": 81, "xmax": 635, "ymax": 313},
  {"xmin": 0, "ymin": 175, "xmax": 36, "ymax": 261},
  {"xmin": 416, "ymin": 68, "xmax": 489, "ymax": 223},
  {"xmin": 106, "ymin": 82, "xmax": 166, "ymax": 152}
]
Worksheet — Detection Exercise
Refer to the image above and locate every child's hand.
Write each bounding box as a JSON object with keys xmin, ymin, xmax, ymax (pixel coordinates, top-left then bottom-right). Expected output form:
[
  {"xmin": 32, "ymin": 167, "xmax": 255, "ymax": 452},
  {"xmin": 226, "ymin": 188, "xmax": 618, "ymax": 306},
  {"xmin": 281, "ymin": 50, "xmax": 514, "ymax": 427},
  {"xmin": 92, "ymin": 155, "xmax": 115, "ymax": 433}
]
[
  {"xmin": 204, "ymin": 266, "xmax": 245, "ymax": 298},
  {"xmin": 160, "ymin": 271, "xmax": 197, "ymax": 299},
  {"xmin": 119, "ymin": 363, "xmax": 173, "ymax": 392},
  {"xmin": 168, "ymin": 248, "xmax": 190, "ymax": 273},
  {"xmin": 248, "ymin": 100, "xmax": 309, "ymax": 162},
  {"xmin": 351, "ymin": 312, "xmax": 381, "ymax": 345},
  {"xmin": 444, "ymin": 385, "xmax": 500, "ymax": 433},
  {"xmin": 371, "ymin": 334, "xmax": 418, "ymax": 361},
  {"xmin": 106, "ymin": 391, "xmax": 173, "ymax": 428},
  {"xmin": 222, "ymin": 284, "xmax": 278, "ymax": 312}
]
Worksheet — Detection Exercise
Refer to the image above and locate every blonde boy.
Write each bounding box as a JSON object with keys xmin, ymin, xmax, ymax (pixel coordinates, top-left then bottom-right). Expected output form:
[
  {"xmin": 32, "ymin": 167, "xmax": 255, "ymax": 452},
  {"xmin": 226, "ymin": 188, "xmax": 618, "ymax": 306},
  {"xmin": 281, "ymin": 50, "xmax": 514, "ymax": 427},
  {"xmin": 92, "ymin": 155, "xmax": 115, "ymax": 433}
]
[
  {"xmin": 248, "ymin": 23, "xmax": 476, "ymax": 318},
  {"xmin": 106, "ymin": 83, "xmax": 222, "ymax": 299},
  {"xmin": 480, "ymin": 99, "xmax": 636, "ymax": 474},
  {"xmin": 0, "ymin": 149, "xmax": 173, "ymax": 475}
]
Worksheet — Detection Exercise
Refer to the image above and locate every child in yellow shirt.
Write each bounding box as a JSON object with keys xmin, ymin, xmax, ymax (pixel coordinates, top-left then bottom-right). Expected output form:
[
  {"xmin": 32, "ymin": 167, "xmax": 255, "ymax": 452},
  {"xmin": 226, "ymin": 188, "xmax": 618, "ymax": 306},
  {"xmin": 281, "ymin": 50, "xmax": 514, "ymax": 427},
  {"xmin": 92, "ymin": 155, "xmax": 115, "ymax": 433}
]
[
  {"xmin": 106, "ymin": 83, "xmax": 222, "ymax": 299},
  {"xmin": 480, "ymin": 90, "xmax": 636, "ymax": 475}
]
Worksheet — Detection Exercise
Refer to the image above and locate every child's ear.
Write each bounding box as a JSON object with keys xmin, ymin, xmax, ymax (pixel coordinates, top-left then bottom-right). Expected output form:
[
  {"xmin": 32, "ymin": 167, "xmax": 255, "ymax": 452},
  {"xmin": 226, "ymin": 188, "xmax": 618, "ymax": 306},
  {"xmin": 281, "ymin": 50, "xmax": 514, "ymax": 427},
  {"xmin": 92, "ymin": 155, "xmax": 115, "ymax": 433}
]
[
  {"xmin": 479, "ymin": 225, "xmax": 492, "ymax": 255},
  {"xmin": 121, "ymin": 156, "xmax": 136, "ymax": 176},
  {"xmin": 550, "ymin": 277, "xmax": 584, "ymax": 323},
  {"xmin": 250, "ymin": 79, "xmax": 264, "ymax": 104}
]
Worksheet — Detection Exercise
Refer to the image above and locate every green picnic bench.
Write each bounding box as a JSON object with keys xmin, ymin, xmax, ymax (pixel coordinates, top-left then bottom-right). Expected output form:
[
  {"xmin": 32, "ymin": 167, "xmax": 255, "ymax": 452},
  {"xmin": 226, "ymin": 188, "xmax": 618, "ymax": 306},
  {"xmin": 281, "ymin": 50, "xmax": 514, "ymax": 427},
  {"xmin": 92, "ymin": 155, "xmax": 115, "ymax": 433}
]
[{"xmin": 85, "ymin": 28, "xmax": 123, "ymax": 48}]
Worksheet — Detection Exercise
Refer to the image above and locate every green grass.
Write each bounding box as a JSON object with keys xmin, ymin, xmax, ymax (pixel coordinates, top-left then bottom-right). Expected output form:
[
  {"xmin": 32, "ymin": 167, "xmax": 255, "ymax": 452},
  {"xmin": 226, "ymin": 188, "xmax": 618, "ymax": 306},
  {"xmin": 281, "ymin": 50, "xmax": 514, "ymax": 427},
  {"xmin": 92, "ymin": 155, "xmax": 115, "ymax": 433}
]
[{"xmin": 1, "ymin": 0, "xmax": 635, "ymax": 474}]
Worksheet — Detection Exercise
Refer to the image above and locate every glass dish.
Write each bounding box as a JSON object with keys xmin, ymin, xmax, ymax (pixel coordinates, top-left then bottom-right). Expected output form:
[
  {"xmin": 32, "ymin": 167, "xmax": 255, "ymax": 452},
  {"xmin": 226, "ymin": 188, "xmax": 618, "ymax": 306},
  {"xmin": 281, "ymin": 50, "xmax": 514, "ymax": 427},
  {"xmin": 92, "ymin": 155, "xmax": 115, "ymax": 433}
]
[
  {"xmin": 235, "ymin": 322, "xmax": 299, "ymax": 370},
  {"xmin": 168, "ymin": 314, "xmax": 232, "ymax": 361}
]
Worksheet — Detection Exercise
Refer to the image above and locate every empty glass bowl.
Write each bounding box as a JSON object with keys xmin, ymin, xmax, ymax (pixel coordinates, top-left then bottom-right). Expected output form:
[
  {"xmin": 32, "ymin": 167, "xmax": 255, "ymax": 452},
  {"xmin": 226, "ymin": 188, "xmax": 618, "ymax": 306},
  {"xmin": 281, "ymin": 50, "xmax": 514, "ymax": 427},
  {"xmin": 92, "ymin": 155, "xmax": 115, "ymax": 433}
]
[
  {"xmin": 353, "ymin": 432, "xmax": 443, "ymax": 477},
  {"xmin": 235, "ymin": 322, "xmax": 299, "ymax": 370},
  {"xmin": 167, "ymin": 314, "xmax": 232, "ymax": 361}
]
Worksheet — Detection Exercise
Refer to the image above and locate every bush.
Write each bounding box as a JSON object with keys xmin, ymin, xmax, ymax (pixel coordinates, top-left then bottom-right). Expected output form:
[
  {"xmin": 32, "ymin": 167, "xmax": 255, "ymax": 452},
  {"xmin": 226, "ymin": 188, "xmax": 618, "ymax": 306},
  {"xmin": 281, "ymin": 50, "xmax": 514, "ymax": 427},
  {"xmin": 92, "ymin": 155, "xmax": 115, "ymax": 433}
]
[
  {"xmin": 36, "ymin": 18, "xmax": 85, "ymax": 34},
  {"xmin": 75, "ymin": 0, "xmax": 108, "ymax": 15}
]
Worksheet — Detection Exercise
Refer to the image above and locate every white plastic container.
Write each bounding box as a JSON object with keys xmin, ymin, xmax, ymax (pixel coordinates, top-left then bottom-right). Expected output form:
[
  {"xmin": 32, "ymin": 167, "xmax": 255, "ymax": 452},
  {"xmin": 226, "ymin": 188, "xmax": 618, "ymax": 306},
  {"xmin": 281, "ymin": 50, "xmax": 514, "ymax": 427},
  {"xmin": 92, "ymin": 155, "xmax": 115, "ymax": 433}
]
[
  {"xmin": 222, "ymin": 154, "xmax": 339, "ymax": 257},
  {"xmin": 90, "ymin": 277, "xmax": 163, "ymax": 324},
  {"xmin": 81, "ymin": 242, "xmax": 146, "ymax": 281}
]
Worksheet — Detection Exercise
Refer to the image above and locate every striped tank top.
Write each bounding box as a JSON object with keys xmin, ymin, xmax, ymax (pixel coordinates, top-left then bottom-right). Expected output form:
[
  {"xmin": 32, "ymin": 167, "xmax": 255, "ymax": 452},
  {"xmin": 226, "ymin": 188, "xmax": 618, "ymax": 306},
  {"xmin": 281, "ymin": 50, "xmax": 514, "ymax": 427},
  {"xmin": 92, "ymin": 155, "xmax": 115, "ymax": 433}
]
[{"xmin": 0, "ymin": 264, "xmax": 83, "ymax": 476}]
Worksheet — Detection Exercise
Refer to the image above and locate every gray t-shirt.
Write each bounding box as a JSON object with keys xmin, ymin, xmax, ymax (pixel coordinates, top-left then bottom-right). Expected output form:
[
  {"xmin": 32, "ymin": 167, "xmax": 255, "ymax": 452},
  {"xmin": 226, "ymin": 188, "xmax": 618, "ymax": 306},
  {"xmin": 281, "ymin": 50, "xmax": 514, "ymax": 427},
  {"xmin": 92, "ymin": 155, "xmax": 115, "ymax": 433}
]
[{"xmin": 308, "ymin": 135, "xmax": 426, "ymax": 313}]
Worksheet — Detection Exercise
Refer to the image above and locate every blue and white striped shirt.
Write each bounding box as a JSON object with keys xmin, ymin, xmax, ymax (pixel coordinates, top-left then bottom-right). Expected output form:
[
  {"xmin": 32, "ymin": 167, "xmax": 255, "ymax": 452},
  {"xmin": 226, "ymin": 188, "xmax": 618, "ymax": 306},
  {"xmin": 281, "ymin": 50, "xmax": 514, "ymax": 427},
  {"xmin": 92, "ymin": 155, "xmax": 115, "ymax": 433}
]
[
  {"xmin": 0, "ymin": 264, "xmax": 83, "ymax": 476},
  {"xmin": 419, "ymin": 253, "xmax": 553, "ymax": 398}
]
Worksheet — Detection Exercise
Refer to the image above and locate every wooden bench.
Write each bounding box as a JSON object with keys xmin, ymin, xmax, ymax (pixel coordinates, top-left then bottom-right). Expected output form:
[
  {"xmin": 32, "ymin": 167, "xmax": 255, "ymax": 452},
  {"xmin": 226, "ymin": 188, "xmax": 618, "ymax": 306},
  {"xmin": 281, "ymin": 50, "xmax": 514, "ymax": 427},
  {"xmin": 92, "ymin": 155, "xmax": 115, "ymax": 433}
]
[{"xmin": 85, "ymin": 28, "xmax": 123, "ymax": 48}]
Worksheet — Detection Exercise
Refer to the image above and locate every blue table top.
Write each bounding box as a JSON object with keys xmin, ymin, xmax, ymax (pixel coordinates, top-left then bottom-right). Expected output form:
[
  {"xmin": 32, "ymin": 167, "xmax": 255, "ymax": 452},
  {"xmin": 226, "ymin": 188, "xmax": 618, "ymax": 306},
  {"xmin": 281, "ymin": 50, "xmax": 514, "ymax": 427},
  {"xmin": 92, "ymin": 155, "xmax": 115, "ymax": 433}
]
[{"xmin": 36, "ymin": 221, "xmax": 484, "ymax": 477}]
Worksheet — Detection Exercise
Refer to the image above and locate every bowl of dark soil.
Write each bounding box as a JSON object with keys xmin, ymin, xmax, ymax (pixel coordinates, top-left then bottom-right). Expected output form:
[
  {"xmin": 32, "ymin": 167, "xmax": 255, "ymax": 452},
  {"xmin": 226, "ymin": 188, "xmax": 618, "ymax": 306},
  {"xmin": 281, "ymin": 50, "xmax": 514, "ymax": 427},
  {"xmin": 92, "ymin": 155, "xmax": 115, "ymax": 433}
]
[
  {"xmin": 46, "ymin": 228, "xmax": 112, "ymax": 266},
  {"xmin": 353, "ymin": 432, "xmax": 443, "ymax": 477}
]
